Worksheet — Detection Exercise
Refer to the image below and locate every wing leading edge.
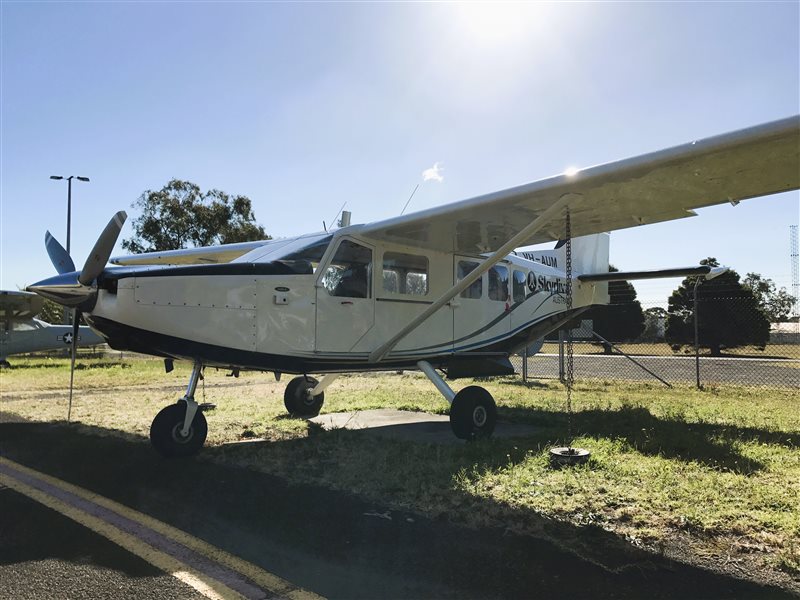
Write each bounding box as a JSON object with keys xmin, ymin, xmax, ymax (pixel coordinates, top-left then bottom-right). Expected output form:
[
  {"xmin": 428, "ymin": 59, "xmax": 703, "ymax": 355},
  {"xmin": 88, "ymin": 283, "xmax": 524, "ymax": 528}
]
[
  {"xmin": 110, "ymin": 239, "xmax": 275, "ymax": 266},
  {"xmin": 357, "ymin": 116, "xmax": 799, "ymax": 254}
]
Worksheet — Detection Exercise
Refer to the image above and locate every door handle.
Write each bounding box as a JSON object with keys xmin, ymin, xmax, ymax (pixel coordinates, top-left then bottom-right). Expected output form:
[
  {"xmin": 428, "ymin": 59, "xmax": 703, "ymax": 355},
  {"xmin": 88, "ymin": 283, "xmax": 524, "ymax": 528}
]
[{"xmin": 340, "ymin": 301, "xmax": 354, "ymax": 305}]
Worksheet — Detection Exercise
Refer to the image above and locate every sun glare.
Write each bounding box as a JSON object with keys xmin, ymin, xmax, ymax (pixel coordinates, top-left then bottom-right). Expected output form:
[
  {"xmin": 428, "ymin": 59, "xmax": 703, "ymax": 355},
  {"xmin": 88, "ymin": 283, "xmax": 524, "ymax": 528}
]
[{"xmin": 454, "ymin": 2, "xmax": 548, "ymax": 45}]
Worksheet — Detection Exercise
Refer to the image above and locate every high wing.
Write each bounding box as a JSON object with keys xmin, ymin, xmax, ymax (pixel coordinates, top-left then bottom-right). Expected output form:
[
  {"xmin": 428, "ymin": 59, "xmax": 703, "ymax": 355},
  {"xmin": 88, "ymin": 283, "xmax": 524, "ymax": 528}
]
[
  {"xmin": 110, "ymin": 239, "xmax": 276, "ymax": 266},
  {"xmin": 357, "ymin": 116, "xmax": 799, "ymax": 254},
  {"xmin": 0, "ymin": 290, "xmax": 44, "ymax": 320}
]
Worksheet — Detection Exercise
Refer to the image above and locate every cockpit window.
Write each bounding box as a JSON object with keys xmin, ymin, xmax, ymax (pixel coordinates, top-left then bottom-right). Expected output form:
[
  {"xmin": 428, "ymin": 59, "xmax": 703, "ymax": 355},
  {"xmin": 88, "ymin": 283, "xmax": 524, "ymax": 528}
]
[{"xmin": 322, "ymin": 240, "xmax": 372, "ymax": 298}]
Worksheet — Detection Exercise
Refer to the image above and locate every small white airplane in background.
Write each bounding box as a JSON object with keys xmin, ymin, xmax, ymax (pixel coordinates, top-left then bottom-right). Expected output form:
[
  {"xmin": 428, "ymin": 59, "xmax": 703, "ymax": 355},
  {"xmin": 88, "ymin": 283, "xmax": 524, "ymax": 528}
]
[
  {"xmin": 0, "ymin": 290, "xmax": 103, "ymax": 367},
  {"xmin": 28, "ymin": 116, "xmax": 799, "ymax": 457}
]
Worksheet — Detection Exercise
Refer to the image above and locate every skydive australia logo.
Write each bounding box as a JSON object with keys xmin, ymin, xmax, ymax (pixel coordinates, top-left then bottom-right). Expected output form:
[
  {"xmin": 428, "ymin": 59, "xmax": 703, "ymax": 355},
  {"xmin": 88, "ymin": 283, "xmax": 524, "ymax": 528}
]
[{"xmin": 527, "ymin": 271, "xmax": 567, "ymax": 295}]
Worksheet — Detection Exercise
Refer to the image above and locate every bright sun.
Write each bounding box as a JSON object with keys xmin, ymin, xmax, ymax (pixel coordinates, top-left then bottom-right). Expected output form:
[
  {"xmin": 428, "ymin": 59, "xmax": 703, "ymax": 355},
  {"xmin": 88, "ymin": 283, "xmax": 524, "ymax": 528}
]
[{"xmin": 453, "ymin": 2, "xmax": 549, "ymax": 45}]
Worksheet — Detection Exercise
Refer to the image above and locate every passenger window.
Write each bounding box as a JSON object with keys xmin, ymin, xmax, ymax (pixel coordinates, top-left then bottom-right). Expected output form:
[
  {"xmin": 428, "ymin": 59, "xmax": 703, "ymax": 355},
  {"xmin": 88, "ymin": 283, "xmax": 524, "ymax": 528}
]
[
  {"xmin": 458, "ymin": 261, "xmax": 482, "ymax": 299},
  {"xmin": 512, "ymin": 270, "xmax": 527, "ymax": 303},
  {"xmin": 383, "ymin": 252, "xmax": 429, "ymax": 295},
  {"xmin": 322, "ymin": 240, "xmax": 372, "ymax": 298},
  {"xmin": 489, "ymin": 265, "xmax": 509, "ymax": 302},
  {"xmin": 382, "ymin": 270, "xmax": 399, "ymax": 294}
]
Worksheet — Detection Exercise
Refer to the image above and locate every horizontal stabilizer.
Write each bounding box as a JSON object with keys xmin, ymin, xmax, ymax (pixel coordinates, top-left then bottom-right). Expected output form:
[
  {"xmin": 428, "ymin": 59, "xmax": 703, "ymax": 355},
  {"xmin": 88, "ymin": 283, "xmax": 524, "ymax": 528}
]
[{"xmin": 578, "ymin": 265, "xmax": 727, "ymax": 282}]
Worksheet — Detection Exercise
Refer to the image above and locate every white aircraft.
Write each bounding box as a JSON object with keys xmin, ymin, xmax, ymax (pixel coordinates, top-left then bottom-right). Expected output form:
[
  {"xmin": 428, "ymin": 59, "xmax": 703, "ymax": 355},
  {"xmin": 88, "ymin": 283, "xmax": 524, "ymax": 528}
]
[
  {"xmin": 0, "ymin": 290, "xmax": 103, "ymax": 366},
  {"xmin": 28, "ymin": 116, "xmax": 799, "ymax": 457}
]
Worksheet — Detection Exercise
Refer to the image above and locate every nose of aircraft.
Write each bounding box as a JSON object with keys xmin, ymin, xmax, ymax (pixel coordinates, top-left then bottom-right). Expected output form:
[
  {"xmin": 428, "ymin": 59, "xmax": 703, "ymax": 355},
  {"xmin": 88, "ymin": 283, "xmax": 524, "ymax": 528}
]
[
  {"xmin": 29, "ymin": 210, "xmax": 127, "ymax": 312},
  {"xmin": 27, "ymin": 271, "xmax": 97, "ymax": 310}
]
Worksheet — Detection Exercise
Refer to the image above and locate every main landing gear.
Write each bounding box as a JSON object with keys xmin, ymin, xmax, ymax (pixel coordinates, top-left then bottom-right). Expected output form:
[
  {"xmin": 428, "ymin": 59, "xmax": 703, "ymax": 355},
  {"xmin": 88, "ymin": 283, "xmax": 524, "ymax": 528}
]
[
  {"xmin": 281, "ymin": 365, "xmax": 496, "ymax": 441},
  {"xmin": 418, "ymin": 360, "xmax": 497, "ymax": 440},
  {"xmin": 150, "ymin": 361, "xmax": 209, "ymax": 458},
  {"xmin": 283, "ymin": 374, "xmax": 338, "ymax": 417}
]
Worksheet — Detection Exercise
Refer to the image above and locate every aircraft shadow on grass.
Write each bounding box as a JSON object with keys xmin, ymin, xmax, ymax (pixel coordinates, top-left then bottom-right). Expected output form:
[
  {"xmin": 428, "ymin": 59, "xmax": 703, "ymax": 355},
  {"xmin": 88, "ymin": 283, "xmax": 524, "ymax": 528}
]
[
  {"xmin": 493, "ymin": 404, "xmax": 797, "ymax": 475},
  {"xmin": 0, "ymin": 419, "xmax": 796, "ymax": 599}
]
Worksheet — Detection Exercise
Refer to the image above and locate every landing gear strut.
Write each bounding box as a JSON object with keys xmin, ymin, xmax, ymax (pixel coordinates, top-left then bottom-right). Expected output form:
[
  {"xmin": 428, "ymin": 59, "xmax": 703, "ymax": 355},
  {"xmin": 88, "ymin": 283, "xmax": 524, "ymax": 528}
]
[
  {"xmin": 417, "ymin": 361, "xmax": 497, "ymax": 440},
  {"xmin": 150, "ymin": 360, "xmax": 208, "ymax": 457}
]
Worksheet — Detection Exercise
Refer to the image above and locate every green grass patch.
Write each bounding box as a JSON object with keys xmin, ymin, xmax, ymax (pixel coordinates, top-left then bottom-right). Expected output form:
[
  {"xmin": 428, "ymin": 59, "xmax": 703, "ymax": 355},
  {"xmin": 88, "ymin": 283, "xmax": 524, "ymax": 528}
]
[{"xmin": 2, "ymin": 357, "xmax": 798, "ymax": 582}]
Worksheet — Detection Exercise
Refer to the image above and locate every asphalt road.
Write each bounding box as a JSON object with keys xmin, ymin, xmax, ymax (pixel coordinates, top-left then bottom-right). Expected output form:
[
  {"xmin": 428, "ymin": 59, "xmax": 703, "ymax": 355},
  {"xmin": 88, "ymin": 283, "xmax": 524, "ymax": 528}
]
[
  {"xmin": 1, "ymin": 420, "xmax": 796, "ymax": 600},
  {"xmin": 521, "ymin": 354, "xmax": 800, "ymax": 387},
  {"xmin": 0, "ymin": 486, "xmax": 207, "ymax": 600}
]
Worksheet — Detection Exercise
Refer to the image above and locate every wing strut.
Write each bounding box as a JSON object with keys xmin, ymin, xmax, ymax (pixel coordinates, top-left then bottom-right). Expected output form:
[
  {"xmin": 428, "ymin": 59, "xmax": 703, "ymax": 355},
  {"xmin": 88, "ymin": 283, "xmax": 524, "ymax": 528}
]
[{"xmin": 368, "ymin": 194, "xmax": 573, "ymax": 363}]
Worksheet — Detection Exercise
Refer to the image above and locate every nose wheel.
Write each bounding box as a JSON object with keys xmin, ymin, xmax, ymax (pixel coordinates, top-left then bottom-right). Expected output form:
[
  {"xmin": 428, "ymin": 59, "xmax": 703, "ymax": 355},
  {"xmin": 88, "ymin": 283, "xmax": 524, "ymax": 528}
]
[
  {"xmin": 150, "ymin": 402, "xmax": 208, "ymax": 457},
  {"xmin": 150, "ymin": 360, "xmax": 208, "ymax": 457}
]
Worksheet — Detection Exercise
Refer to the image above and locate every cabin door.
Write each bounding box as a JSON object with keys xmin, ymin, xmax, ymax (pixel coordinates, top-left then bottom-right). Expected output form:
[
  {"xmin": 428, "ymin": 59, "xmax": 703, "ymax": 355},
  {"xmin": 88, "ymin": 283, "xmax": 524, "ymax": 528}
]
[{"xmin": 315, "ymin": 238, "xmax": 375, "ymax": 353}]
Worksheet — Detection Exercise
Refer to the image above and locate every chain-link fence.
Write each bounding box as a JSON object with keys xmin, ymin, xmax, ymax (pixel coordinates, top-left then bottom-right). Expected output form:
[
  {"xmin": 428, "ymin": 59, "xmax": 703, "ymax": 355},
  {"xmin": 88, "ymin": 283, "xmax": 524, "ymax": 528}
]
[{"xmin": 511, "ymin": 297, "xmax": 800, "ymax": 389}]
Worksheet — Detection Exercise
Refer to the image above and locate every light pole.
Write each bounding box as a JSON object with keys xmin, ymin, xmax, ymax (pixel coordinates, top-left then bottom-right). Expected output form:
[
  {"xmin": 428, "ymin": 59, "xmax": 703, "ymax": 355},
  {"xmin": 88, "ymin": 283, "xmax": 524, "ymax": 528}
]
[
  {"xmin": 50, "ymin": 175, "xmax": 90, "ymax": 257},
  {"xmin": 50, "ymin": 175, "xmax": 90, "ymax": 324}
]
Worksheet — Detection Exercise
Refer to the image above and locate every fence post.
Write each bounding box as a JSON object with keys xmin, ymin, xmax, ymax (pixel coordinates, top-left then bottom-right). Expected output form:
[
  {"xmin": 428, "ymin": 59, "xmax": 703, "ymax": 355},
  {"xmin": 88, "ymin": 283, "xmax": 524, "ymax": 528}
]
[
  {"xmin": 693, "ymin": 278, "xmax": 702, "ymax": 389},
  {"xmin": 522, "ymin": 347, "xmax": 528, "ymax": 382},
  {"xmin": 558, "ymin": 329, "xmax": 566, "ymax": 383}
]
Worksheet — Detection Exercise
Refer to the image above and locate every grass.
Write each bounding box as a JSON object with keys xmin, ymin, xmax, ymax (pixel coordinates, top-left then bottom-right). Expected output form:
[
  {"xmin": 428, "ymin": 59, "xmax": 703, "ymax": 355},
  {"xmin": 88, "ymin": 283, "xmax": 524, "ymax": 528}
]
[
  {"xmin": 2, "ymin": 356, "xmax": 799, "ymax": 585},
  {"xmin": 539, "ymin": 341, "xmax": 800, "ymax": 360}
]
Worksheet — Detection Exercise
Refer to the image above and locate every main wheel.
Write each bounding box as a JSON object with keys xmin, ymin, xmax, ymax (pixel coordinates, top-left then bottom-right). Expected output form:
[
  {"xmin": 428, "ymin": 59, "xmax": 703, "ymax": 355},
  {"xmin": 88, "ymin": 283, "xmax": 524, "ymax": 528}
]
[
  {"xmin": 284, "ymin": 376, "xmax": 324, "ymax": 417},
  {"xmin": 150, "ymin": 402, "xmax": 208, "ymax": 458},
  {"xmin": 449, "ymin": 386, "xmax": 497, "ymax": 440}
]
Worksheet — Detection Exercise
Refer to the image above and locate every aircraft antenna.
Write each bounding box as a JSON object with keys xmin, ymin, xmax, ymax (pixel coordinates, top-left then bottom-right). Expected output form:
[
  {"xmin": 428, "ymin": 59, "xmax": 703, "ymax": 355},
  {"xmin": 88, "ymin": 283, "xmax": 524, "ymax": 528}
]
[
  {"xmin": 401, "ymin": 184, "xmax": 420, "ymax": 216},
  {"xmin": 329, "ymin": 202, "xmax": 347, "ymax": 230},
  {"xmin": 791, "ymin": 225, "xmax": 799, "ymax": 318}
]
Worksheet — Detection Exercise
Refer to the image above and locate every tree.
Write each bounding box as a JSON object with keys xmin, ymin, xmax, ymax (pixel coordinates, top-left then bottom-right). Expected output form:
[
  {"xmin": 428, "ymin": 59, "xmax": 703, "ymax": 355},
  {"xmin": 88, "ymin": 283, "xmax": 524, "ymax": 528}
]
[
  {"xmin": 122, "ymin": 179, "xmax": 269, "ymax": 254},
  {"xmin": 743, "ymin": 272, "xmax": 797, "ymax": 322},
  {"xmin": 665, "ymin": 258, "xmax": 769, "ymax": 356},
  {"xmin": 641, "ymin": 306, "xmax": 668, "ymax": 342},
  {"xmin": 584, "ymin": 265, "xmax": 645, "ymax": 353},
  {"xmin": 35, "ymin": 297, "xmax": 64, "ymax": 324}
]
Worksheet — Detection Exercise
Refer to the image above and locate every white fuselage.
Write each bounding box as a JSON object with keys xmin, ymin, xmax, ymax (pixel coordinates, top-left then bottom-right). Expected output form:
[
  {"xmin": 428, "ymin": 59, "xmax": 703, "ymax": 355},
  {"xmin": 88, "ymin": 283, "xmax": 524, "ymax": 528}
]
[{"xmin": 85, "ymin": 230, "xmax": 609, "ymax": 373}]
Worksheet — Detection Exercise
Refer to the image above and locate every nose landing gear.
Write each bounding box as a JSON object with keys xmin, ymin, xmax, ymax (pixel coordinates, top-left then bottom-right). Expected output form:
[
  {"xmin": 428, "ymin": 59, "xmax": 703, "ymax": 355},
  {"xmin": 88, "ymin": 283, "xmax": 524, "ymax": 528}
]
[{"xmin": 150, "ymin": 360, "xmax": 208, "ymax": 457}]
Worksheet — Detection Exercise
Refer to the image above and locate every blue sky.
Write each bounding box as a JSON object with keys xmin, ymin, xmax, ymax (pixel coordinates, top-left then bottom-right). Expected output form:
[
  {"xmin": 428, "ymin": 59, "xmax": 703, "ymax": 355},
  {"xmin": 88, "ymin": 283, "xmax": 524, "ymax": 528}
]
[{"xmin": 2, "ymin": 2, "xmax": 798, "ymax": 306}]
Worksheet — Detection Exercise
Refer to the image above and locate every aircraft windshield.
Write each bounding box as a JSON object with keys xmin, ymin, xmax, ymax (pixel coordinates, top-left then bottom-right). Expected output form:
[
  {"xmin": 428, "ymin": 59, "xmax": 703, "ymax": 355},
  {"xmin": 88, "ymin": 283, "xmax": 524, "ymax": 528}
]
[{"xmin": 268, "ymin": 233, "xmax": 333, "ymax": 274}]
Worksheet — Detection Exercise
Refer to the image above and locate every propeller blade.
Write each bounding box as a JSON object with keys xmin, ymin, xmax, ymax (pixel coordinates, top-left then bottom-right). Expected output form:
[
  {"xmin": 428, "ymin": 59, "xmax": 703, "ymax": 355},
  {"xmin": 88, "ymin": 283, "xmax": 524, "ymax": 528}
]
[
  {"xmin": 45, "ymin": 231, "xmax": 75, "ymax": 274},
  {"xmin": 67, "ymin": 309, "xmax": 81, "ymax": 421},
  {"xmin": 79, "ymin": 211, "xmax": 127, "ymax": 286}
]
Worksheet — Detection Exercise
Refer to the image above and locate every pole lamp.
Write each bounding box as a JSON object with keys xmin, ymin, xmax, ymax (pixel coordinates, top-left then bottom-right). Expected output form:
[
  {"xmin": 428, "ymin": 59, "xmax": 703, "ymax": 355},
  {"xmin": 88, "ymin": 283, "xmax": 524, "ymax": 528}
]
[
  {"xmin": 50, "ymin": 175, "xmax": 90, "ymax": 324},
  {"xmin": 50, "ymin": 175, "xmax": 90, "ymax": 256}
]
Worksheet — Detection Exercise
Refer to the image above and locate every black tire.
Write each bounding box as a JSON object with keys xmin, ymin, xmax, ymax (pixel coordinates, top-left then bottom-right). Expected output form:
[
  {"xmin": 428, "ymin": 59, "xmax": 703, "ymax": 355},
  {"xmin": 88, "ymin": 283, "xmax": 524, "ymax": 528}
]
[
  {"xmin": 284, "ymin": 376, "xmax": 324, "ymax": 417},
  {"xmin": 449, "ymin": 386, "xmax": 497, "ymax": 440},
  {"xmin": 150, "ymin": 402, "xmax": 208, "ymax": 458}
]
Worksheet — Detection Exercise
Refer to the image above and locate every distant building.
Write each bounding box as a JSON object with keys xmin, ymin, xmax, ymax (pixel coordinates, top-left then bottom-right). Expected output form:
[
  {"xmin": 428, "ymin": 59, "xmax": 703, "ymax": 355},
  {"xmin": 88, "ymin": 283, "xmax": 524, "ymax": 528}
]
[{"xmin": 770, "ymin": 322, "xmax": 800, "ymax": 344}]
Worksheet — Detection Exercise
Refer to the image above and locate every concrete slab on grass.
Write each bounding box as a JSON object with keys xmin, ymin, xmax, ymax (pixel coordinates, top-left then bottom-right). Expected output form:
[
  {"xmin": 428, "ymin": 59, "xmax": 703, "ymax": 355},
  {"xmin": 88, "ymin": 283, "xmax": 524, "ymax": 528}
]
[{"xmin": 310, "ymin": 409, "xmax": 537, "ymax": 444}]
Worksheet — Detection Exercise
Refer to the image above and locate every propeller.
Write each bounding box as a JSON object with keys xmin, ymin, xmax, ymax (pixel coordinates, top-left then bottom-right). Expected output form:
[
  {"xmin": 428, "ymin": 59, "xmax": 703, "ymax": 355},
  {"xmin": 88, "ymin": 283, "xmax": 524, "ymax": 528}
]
[
  {"xmin": 29, "ymin": 211, "xmax": 127, "ymax": 308},
  {"xmin": 31, "ymin": 211, "xmax": 127, "ymax": 421},
  {"xmin": 79, "ymin": 211, "xmax": 127, "ymax": 286},
  {"xmin": 45, "ymin": 231, "xmax": 75, "ymax": 274}
]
